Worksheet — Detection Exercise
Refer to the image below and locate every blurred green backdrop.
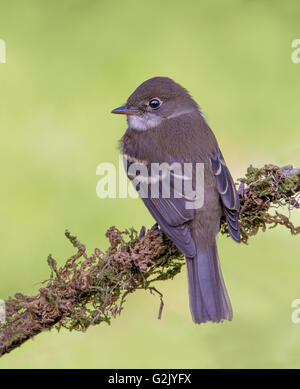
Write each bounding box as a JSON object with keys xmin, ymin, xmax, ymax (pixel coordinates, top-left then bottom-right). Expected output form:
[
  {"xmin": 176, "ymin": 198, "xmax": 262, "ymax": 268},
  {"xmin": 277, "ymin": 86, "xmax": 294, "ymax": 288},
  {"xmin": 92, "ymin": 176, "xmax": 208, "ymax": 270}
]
[{"xmin": 0, "ymin": 0, "xmax": 300, "ymax": 369}]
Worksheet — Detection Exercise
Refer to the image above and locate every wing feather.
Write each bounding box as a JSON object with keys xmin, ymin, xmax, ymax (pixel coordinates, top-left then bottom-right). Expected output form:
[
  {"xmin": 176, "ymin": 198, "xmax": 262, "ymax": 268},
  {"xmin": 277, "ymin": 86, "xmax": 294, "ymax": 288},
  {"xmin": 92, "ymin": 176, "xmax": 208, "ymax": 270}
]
[
  {"xmin": 210, "ymin": 149, "xmax": 241, "ymax": 243},
  {"xmin": 125, "ymin": 157, "xmax": 196, "ymax": 258}
]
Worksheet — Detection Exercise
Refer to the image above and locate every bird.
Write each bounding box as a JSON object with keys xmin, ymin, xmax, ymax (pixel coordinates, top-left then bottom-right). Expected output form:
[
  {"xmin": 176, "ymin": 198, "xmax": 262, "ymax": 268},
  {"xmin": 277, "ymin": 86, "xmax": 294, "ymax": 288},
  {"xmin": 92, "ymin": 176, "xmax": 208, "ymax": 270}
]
[{"xmin": 111, "ymin": 77, "xmax": 240, "ymax": 324}]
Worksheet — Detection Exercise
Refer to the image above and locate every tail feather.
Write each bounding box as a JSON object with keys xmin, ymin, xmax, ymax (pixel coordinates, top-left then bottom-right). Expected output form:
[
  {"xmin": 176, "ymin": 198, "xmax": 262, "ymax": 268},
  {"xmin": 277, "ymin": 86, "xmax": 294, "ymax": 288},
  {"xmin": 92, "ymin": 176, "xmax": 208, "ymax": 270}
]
[{"xmin": 186, "ymin": 243, "xmax": 232, "ymax": 324}]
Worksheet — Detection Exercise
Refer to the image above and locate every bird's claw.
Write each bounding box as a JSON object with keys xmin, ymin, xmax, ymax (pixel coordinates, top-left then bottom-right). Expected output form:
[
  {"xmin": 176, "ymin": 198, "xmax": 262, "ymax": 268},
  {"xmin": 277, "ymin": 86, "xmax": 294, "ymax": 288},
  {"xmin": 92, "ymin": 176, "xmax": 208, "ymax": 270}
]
[{"xmin": 151, "ymin": 223, "xmax": 164, "ymax": 237}]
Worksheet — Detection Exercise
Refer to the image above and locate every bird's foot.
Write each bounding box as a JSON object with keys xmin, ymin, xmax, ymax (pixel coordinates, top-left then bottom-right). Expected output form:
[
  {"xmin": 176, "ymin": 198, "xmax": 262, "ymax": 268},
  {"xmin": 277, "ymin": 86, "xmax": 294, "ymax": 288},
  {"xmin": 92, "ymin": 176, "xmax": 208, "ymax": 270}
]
[{"xmin": 151, "ymin": 223, "xmax": 164, "ymax": 237}]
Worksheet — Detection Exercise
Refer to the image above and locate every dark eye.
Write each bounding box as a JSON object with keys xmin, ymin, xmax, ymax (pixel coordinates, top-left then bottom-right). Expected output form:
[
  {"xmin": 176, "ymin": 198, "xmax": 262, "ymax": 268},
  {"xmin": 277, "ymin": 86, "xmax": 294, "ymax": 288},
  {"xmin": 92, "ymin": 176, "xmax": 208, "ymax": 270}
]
[{"xmin": 149, "ymin": 99, "xmax": 161, "ymax": 109}]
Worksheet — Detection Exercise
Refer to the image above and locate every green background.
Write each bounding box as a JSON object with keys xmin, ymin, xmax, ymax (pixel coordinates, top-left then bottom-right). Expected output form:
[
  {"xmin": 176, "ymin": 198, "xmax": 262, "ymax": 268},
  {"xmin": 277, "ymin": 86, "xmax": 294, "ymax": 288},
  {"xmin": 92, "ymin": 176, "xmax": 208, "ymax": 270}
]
[{"xmin": 0, "ymin": 0, "xmax": 300, "ymax": 368}]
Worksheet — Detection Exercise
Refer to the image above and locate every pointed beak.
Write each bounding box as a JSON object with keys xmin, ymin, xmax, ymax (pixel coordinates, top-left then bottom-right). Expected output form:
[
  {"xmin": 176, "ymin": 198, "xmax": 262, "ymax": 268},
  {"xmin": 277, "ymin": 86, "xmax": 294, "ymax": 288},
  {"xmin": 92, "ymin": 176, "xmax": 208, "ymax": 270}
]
[{"xmin": 111, "ymin": 105, "xmax": 139, "ymax": 115}]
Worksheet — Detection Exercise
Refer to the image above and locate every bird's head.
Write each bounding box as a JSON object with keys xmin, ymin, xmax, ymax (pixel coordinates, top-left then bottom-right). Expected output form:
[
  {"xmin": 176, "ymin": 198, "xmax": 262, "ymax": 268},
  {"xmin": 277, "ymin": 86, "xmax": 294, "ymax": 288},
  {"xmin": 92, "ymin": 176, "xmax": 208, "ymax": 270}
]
[{"xmin": 111, "ymin": 77, "xmax": 199, "ymax": 131}]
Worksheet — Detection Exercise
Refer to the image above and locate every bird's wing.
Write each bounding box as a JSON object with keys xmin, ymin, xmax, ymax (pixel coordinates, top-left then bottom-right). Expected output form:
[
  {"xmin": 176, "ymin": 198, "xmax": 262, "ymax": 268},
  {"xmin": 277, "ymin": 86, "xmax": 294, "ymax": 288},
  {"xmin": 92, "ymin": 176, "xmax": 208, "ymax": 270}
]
[
  {"xmin": 210, "ymin": 148, "xmax": 241, "ymax": 242},
  {"xmin": 125, "ymin": 156, "xmax": 197, "ymax": 258}
]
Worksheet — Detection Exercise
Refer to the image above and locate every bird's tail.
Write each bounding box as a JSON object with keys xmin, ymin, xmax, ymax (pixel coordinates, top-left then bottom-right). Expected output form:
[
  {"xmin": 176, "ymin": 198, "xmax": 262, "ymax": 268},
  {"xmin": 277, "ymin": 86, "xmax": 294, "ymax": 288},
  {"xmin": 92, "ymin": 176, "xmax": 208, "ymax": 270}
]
[{"xmin": 186, "ymin": 243, "xmax": 232, "ymax": 324}]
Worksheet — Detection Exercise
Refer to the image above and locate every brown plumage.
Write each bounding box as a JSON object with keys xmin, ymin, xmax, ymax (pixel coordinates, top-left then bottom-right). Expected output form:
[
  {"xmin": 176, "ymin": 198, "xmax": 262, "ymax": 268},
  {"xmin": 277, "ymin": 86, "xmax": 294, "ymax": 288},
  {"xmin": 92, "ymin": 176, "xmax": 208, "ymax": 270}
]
[{"xmin": 112, "ymin": 77, "xmax": 240, "ymax": 323}]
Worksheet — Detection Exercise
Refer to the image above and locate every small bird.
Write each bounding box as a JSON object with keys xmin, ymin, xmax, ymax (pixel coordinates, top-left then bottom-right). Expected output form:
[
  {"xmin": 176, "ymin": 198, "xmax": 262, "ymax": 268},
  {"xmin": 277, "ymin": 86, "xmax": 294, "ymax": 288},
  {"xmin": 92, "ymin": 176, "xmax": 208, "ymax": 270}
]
[{"xmin": 112, "ymin": 77, "xmax": 240, "ymax": 324}]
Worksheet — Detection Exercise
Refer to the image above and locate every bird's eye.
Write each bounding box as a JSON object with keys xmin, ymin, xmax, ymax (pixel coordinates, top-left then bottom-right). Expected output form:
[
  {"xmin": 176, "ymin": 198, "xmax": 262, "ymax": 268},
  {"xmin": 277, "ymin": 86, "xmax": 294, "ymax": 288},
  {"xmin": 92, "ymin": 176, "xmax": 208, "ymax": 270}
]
[{"xmin": 149, "ymin": 99, "xmax": 161, "ymax": 109}]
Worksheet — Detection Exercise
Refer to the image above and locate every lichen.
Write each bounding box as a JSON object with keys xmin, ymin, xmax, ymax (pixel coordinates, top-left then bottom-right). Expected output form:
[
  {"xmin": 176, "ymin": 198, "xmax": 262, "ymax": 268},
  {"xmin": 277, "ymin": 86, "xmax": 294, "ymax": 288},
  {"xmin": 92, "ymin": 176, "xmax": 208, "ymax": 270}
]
[{"xmin": 220, "ymin": 164, "xmax": 300, "ymax": 243}]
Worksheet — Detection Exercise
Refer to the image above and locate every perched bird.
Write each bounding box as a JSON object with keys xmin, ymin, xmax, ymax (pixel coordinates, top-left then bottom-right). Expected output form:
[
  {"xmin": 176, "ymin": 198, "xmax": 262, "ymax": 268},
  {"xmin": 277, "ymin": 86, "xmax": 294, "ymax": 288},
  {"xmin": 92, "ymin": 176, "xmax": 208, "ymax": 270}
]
[{"xmin": 112, "ymin": 77, "xmax": 240, "ymax": 324}]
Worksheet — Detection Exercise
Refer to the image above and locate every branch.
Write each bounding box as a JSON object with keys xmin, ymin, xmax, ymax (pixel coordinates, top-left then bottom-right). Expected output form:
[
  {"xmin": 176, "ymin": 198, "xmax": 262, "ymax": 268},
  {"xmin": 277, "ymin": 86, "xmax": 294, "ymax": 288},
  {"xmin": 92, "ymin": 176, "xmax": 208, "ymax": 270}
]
[{"xmin": 1, "ymin": 164, "xmax": 300, "ymax": 357}]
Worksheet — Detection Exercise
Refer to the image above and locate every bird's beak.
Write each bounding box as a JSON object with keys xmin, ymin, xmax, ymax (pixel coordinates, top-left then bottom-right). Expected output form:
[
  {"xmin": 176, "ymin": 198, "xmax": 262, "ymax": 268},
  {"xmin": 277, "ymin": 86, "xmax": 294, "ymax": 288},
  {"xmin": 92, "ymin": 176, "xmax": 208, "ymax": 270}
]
[{"xmin": 111, "ymin": 105, "xmax": 139, "ymax": 115}]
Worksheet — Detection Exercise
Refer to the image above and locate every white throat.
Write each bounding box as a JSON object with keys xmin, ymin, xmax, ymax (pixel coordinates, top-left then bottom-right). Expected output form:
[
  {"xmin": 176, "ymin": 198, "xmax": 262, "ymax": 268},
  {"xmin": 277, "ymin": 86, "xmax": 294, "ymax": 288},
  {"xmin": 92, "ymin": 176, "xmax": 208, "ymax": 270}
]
[
  {"xmin": 128, "ymin": 108, "xmax": 196, "ymax": 131},
  {"xmin": 128, "ymin": 113, "xmax": 162, "ymax": 131}
]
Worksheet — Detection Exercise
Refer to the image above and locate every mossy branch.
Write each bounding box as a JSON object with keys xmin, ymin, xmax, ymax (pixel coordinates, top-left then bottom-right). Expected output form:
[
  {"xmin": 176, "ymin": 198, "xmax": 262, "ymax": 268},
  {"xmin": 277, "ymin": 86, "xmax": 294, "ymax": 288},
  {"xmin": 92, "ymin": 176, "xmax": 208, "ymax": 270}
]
[{"xmin": 0, "ymin": 164, "xmax": 300, "ymax": 358}]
